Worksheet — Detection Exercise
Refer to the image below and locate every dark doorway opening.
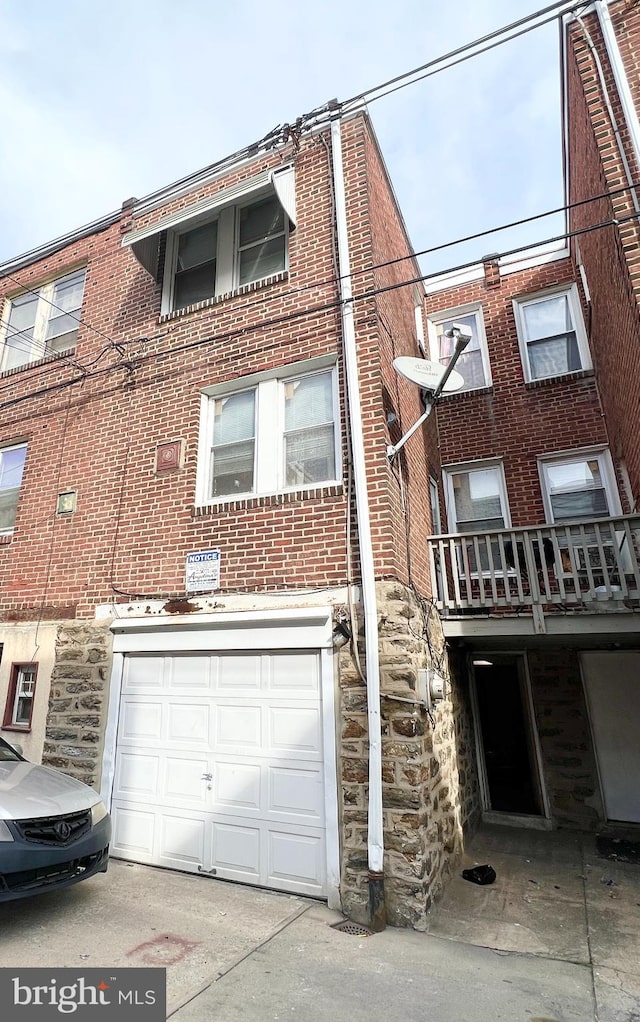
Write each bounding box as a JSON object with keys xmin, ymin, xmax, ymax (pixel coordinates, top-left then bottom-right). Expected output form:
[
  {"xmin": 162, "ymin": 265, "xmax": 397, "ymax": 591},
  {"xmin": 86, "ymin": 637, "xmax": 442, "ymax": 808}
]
[{"xmin": 474, "ymin": 657, "xmax": 543, "ymax": 816}]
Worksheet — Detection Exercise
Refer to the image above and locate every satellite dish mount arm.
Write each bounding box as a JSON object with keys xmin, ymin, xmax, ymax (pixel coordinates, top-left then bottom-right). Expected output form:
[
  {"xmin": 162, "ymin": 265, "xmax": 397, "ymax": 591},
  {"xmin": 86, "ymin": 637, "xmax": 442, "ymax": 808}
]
[{"xmin": 387, "ymin": 328, "xmax": 470, "ymax": 459}]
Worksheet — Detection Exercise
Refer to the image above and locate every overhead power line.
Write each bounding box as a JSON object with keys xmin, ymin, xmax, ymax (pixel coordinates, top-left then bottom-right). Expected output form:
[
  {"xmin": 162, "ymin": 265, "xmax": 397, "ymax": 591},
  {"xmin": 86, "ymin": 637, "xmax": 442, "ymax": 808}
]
[{"xmin": 0, "ymin": 207, "xmax": 635, "ymax": 416}]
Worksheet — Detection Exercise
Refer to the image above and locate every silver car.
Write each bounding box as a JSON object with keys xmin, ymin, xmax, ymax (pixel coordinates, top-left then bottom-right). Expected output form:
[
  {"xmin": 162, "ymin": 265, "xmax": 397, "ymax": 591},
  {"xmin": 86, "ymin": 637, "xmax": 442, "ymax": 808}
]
[{"xmin": 0, "ymin": 737, "xmax": 110, "ymax": 901}]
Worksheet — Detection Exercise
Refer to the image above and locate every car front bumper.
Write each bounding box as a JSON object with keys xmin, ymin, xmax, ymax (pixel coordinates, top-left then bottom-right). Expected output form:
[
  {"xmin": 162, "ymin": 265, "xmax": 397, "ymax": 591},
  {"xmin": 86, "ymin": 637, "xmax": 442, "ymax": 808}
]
[{"xmin": 0, "ymin": 815, "xmax": 111, "ymax": 901}]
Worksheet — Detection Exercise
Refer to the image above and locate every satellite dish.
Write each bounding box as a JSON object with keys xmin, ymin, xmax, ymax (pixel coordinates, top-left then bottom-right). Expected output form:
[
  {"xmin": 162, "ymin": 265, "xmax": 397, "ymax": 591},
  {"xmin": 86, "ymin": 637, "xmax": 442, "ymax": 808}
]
[{"xmin": 393, "ymin": 356, "xmax": 464, "ymax": 393}]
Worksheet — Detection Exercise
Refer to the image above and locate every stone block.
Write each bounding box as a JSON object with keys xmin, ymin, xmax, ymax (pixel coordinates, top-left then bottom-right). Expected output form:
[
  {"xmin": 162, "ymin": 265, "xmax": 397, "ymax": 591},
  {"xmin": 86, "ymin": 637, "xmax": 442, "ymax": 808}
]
[
  {"xmin": 342, "ymin": 759, "xmax": 368, "ymax": 784},
  {"xmin": 391, "ymin": 716, "xmax": 425, "ymax": 738}
]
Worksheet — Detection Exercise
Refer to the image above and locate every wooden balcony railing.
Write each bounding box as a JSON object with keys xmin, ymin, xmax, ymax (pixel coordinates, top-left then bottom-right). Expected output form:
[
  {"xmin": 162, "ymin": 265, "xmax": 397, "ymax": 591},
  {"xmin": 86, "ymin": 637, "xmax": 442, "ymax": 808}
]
[{"xmin": 428, "ymin": 515, "xmax": 640, "ymax": 615}]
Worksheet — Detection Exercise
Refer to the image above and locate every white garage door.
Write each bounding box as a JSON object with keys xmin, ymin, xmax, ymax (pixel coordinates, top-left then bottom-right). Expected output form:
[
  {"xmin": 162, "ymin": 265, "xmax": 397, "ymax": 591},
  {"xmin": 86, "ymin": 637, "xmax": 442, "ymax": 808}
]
[{"xmin": 110, "ymin": 650, "xmax": 327, "ymax": 897}]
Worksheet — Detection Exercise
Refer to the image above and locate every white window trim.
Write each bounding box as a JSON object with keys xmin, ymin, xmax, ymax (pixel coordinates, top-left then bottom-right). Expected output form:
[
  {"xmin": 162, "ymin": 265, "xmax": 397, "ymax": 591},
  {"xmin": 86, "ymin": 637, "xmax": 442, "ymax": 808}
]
[
  {"xmin": 196, "ymin": 355, "xmax": 341, "ymax": 506},
  {"xmin": 0, "ymin": 268, "xmax": 86, "ymax": 371},
  {"xmin": 427, "ymin": 301, "xmax": 492, "ymax": 392},
  {"xmin": 11, "ymin": 665, "xmax": 36, "ymax": 726},
  {"xmin": 443, "ymin": 458, "xmax": 511, "ymax": 534},
  {"xmin": 513, "ymin": 282, "xmax": 591, "ymax": 383},
  {"xmin": 537, "ymin": 446, "xmax": 621, "ymax": 524}
]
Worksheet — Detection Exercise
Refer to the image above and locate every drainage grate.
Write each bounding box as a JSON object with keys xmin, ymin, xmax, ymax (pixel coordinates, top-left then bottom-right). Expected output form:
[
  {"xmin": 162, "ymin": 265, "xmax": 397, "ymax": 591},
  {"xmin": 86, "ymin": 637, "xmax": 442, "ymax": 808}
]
[{"xmin": 332, "ymin": 920, "xmax": 373, "ymax": 937}]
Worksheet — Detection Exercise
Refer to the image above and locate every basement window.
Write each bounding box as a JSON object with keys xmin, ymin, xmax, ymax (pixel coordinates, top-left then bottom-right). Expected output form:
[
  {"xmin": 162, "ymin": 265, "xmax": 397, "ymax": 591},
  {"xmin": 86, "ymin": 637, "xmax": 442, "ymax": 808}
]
[{"xmin": 3, "ymin": 663, "xmax": 38, "ymax": 730}]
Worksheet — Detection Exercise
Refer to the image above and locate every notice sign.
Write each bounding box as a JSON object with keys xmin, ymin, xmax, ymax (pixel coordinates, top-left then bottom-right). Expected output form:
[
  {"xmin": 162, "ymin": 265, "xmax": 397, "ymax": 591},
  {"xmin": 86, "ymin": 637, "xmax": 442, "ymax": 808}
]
[{"xmin": 185, "ymin": 549, "xmax": 221, "ymax": 592}]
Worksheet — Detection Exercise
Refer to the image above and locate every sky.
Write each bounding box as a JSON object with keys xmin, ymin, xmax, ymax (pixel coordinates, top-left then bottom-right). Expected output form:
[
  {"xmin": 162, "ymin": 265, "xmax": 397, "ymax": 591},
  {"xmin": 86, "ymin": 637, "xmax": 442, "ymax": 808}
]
[{"xmin": 0, "ymin": 1, "xmax": 565, "ymax": 277}]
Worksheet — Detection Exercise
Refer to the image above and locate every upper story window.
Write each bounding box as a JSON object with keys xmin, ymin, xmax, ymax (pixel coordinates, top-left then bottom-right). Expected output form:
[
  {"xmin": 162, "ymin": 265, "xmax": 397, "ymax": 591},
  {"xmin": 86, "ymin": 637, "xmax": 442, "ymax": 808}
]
[
  {"xmin": 167, "ymin": 195, "xmax": 287, "ymax": 312},
  {"xmin": 427, "ymin": 304, "xmax": 491, "ymax": 392},
  {"xmin": 0, "ymin": 443, "xmax": 27, "ymax": 534},
  {"xmin": 1, "ymin": 269, "xmax": 86, "ymax": 371},
  {"xmin": 538, "ymin": 448, "xmax": 620, "ymax": 523},
  {"xmin": 513, "ymin": 284, "xmax": 590, "ymax": 382},
  {"xmin": 3, "ymin": 663, "xmax": 37, "ymax": 730},
  {"xmin": 196, "ymin": 356, "xmax": 340, "ymax": 504},
  {"xmin": 444, "ymin": 460, "xmax": 510, "ymax": 534}
]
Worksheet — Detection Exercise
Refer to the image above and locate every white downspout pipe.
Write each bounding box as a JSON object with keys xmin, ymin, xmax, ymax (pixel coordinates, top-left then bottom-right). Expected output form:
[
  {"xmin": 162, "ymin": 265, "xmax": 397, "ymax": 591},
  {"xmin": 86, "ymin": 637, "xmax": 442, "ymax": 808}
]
[
  {"xmin": 329, "ymin": 115, "xmax": 385, "ymax": 928},
  {"xmin": 596, "ymin": 1, "xmax": 640, "ymax": 172}
]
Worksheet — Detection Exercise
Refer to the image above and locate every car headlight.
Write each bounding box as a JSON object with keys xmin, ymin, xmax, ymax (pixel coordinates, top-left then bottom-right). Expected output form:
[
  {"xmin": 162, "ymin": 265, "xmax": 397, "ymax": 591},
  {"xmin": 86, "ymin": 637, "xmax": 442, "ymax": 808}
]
[
  {"xmin": 90, "ymin": 801, "xmax": 109, "ymax": 826},
  {"xmin": 0, "ymin": 820, "xmax": 15, "ymax": 842}
]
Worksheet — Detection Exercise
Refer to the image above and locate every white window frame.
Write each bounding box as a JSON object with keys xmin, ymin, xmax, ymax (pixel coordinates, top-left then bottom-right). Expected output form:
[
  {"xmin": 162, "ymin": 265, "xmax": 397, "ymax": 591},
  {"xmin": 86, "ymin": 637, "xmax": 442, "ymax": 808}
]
[
  {"xmin": 427, "ymin": 302, "xmax": 491, "ymax": 392},
  {"xmin": 162, "ymin": 190, "xmax": 289, "ymax": 314},
  {"xmin": 538, "ymin": 446, "xmax": 621, "ymax": 524},
  {"xmin": 196, "ymin": 355, "xmax": 341, "ymax": 505},
  {"xmin": 513, "ymin": 283, "xmax": 591, "ymax": 383},
  {"xmin": 0, "ymin": 441, "xmax": 27, "ymax": 535},
  {"xmin": 443, "ymin": 459, "xmax": 511, "ymax": 534},
  {"xmin": 0, "ymin": 268, "xmax": 86, "ymax": 371}
]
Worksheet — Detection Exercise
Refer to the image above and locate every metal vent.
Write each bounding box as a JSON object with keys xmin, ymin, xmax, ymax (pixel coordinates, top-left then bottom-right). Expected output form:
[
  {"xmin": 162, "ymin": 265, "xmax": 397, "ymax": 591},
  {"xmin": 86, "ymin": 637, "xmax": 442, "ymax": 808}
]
[{"xmin": 332, "ymin": 920, "xmax": 373, "ymax": 937}]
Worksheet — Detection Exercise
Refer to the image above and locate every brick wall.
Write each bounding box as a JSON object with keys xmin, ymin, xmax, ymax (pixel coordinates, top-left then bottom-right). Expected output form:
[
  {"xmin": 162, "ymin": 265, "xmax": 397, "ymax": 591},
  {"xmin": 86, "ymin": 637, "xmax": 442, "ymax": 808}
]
[
  {"xmin": 566, "ymin": 2, "xmax": 640, "ymax": 505},
  {"xmin": 428, "ymin": 256, "xmax": 609, "ymax": 527}
]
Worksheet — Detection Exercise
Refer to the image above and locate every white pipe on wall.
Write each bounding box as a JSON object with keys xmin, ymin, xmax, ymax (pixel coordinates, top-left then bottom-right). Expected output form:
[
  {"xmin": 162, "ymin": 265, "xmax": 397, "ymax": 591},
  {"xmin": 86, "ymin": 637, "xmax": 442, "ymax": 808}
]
[
  {"xmin": 329, "ymin": 116, "xmax": 384, "ymax": 879},
  {"xmin": 596, "ymin": 1, "xmax": 640, "ymax": 174}
]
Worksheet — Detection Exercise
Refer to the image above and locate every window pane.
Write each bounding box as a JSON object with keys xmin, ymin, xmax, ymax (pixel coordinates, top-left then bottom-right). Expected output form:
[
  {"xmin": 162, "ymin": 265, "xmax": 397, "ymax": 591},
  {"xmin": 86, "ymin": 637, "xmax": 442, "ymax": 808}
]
[
  {"xmin": 3, "ymin": 331, "xmax": 36, "ymax": 369},
  {"xmin": 437, "ymin": 314, "xmax": 486, "ymax": 390},
  {"xmin": 210, "ymin": 391, "xmax": 256, "ymax": 497},
  {"xmin": 528, "ymin": 334, "xmax": 580, "ymax": 379},
  {"xmin": 0, "ymin": 488, "xmax": 20, "ymax": 531},
  {"xmin": 285, "ymin": 424, "xmax": 335, "ymax": 486},
  {"xmin": 50, "ymin": 272, "xmax": 85, "ymax": 313},
  {"xmin": 177, "ymin": 222, "xmax": 218, "ymax": 271},
  {"xmin": 8, "ymin": 292, "xmax": 38, "ymax": 331},
  {"xmin": 175, "ymin": 262, "xmax": 217, "ymax": 308},
  {"xmin": 0, "ymin": 446, "xmax": 26, "ymax": 490},
  {"xmin": 45, "ymin": 273, "xmax": 85, "ymax": 347},
  {"xmin": 239, "ymin": 236, "xmax": 285, "ymax": 285},
  {"xmin": 214, "ymin": 391, "xmax": 255, "ymax": 445},
  {"xmin": 211, "ymin": 441, "xmax": 255, "ymax": 497},
  {"xmin": 285, "ymin": 373, "xmax": 333, "ymax": 430},
  {"xmin": 546, "ymin": 458, "xmax": 610, "ymax": 521},
  {"xmin": 239, "ymin": 198, "xmax": 284, "ymax": 247},
  {"xmin": 521, "ymin": 294, "xmax": 572, "ymax": 341},
  {"xmin": 452, "ymin": 469, "xmax": 504, "ymax": 531}
]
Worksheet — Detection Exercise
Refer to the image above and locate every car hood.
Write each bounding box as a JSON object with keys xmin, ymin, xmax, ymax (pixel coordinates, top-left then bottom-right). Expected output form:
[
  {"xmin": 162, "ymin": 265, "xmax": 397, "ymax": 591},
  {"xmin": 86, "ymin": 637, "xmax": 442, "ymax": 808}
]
[{"xmin": 0, "ymin": 760, "xmax": 102, "ymax": 820}]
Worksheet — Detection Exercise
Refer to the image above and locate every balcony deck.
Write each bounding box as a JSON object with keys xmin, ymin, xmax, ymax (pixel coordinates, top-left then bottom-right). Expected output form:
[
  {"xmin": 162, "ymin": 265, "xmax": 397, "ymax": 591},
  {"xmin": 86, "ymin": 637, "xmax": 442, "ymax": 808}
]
[{"xmin": 428, "ymin": 515, "xmax": 640, "ymax": 635}]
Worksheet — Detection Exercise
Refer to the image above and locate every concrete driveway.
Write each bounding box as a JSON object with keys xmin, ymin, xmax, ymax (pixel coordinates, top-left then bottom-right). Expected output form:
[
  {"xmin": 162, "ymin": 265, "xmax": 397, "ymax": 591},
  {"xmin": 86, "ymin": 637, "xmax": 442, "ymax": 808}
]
[{"xmin": 0, "ymin": 859, "xmax": 308, "ymax": 1015}]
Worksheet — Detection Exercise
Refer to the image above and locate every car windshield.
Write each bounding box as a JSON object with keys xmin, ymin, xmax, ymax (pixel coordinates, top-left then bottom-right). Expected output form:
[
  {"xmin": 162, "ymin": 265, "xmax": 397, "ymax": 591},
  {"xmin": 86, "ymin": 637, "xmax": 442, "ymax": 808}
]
[{"xmin": 0, "ymin": 739, "xmax": 21, "ymax": 762}]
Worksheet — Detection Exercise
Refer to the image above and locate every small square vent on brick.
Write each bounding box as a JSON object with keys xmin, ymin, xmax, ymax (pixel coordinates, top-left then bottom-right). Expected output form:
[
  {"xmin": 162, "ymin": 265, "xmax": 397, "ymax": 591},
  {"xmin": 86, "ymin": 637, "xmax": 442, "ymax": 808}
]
[{"xmin": 156, "ymin": 440, "xmax": 182, "ymax": 473}]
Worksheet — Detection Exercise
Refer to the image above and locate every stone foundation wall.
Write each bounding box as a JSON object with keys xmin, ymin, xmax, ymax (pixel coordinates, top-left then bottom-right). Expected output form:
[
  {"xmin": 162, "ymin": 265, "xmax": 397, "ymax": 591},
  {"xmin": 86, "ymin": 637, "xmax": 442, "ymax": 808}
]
[
  {"xmin": 42, "ymin": 623, "xmax": 113, "ymax": 789},
  {"xmin": 528, "ymin": 649, "xmax": 603, "ymax": 829},
  {"xmin": 339, "ymin": 581, "xmax": 479, "ymax": 929}
]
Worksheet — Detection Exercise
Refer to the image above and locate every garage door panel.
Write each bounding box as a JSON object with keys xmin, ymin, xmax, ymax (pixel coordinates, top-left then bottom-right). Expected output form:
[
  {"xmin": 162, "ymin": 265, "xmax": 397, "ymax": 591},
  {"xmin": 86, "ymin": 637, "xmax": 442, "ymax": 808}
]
[
  {"xmin": 213, "ymin": 762, "xmax": 261, "ymax": 810},
  {"xmin": 164, "ymin": 756, "xmax": 210, "ymax": 803},
  {"xmin": 168, "ymin": 655, "xmax": 213, "ymax": 690},
  {"xmin": 269, "ymin": 706, "xmax": 322, "ymax": 755},
  {"xmin": 159, "ymin": 814, "xmax": 206, "ymax": 867},
  {"xmin": 268, "ymin": 827, "xmax": 325, "ymax": 892},
  {"xmin": 123, "ymin": 656, "xmax": 166, "ymax": 690},
  {"xmin": 217, "ymin": 655, "xmax": 261, "ymax": 690},
  {"xmin": 212, "ymin": 820, "xmax": 261, "ymax": 875},
  {"xmin": 268, "ymin": 766, "xmax": 324, "ymax": 821},
  {"xmin": 113, "ymin": 649, "xmax": 327, "ymax": 896},
  {"xmin": 114, "ymin": 752, "xmax": 160, "ymax": 798},
  {"xmin": 120, "ymin": 700, "xmax": 163, "ymax": 741},
  {"xmin": 167, "ymin": 701, "xmax": 211, "ymax": 744},
  {"xmin": 215, "ymin": 704, "xmax": 262, "ymax": 748},
  {"xmin": 268, "ymin": 653, "xmax": 319, "ymax": 694},
  {"xmin": 111, "ymin": 805, "xmax": 156, "ymax": 856}
]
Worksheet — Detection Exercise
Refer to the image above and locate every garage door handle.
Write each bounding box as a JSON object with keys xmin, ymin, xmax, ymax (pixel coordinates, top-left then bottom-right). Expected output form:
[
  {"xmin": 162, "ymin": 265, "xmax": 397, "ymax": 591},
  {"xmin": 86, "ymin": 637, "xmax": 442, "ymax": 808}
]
[{"xmin": 201, "ymin": 772, "xmax": 213, "ymax": 781}]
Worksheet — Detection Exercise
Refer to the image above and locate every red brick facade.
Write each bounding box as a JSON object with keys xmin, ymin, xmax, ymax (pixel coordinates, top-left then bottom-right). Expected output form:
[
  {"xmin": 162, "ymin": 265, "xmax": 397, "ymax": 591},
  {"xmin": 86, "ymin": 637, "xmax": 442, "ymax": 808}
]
[
  {"xmin": 428, "ymin": 254, "xmax": 613, "ymax": 529},
  {"xmin": 0, "ymin": 114, "xmax": 428, "ymax": 624},
  {"xmin": 565, "ymin": 0, "xmax": 640, "ymax": 505}
]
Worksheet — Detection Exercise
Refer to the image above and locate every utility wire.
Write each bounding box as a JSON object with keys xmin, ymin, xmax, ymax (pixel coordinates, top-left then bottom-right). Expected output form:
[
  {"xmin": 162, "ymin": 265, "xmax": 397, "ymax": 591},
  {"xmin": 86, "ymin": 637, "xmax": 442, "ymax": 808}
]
[
  {"xmin": 341, "ymin": 0, "xmax": 591, "ymax": 109},
  {"xmin": 0, "ymin": 206, "xmax": 635, "ymax": 416},
  {"xmin": 1, "ymin": 175, "xmax": 634, "ymax": 380}
]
